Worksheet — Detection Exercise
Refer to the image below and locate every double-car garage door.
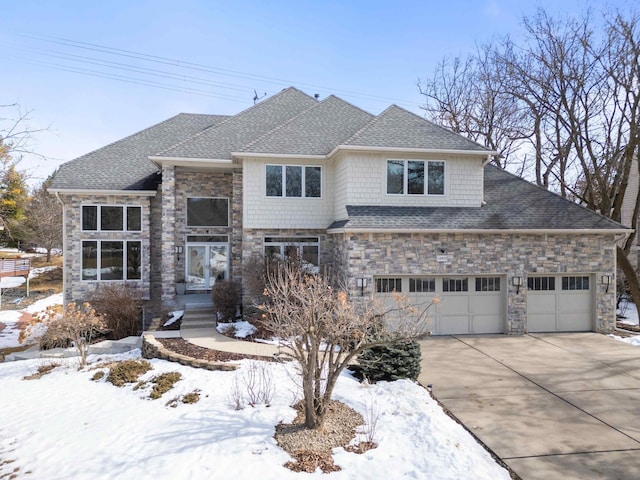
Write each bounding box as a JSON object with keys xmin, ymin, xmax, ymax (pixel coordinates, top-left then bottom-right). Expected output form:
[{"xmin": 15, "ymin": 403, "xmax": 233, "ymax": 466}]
[
  {"xmin": 375, "ymin": 274, "xmax": 594, "ymax": 335},
  {"xmin": 375, "ymin": 275, "xmax": 506, "ymax": 335}
]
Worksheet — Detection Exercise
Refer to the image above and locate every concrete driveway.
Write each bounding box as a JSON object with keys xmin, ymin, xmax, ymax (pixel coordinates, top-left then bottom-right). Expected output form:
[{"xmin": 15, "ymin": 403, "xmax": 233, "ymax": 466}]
[{"xmin": 418, "ymin": 333, "xmax": 640, "ymax": 480}]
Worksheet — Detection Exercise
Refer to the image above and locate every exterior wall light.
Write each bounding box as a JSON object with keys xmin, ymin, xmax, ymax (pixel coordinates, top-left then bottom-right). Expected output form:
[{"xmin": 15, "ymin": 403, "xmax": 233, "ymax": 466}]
[
  {"xmin": 356, "ymin": 278, "xmax": 367, "ymax": 296},
  {"xmin": 512, "ymin": 276, "xmax": 523, "ymax": 294},
  {"xmin": 175, "ymin": 245, "xmax": 183, "ymax": 260},
  {"xmin": 602, "ymin": 274, "xmax": 611, "ymax": 293}
]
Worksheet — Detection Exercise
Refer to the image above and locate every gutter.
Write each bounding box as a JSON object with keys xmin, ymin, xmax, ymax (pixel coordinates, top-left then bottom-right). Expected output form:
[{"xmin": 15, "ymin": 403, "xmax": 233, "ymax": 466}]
[{"xmin": 326, "ymin": 227, "xmax": 632, "ymax": 235}]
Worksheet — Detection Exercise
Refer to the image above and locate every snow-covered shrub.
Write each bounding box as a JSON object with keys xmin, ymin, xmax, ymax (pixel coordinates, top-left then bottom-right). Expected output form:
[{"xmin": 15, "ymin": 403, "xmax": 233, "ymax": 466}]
[
  {"xmin": 211, "ymin": 280, "xmax": 241, "ymax": 322},
  {"xmin": 91, "ymin": 284, "xmax": 143, "ymax": 338},
  {"xmin": 355, "ymin": 340, "xmax": 422, "ymax": 382}
]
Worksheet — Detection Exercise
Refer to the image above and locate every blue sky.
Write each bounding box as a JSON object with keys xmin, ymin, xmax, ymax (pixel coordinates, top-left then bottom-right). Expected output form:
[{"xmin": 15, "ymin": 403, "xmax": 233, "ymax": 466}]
[{"xmin": 0, "ymin": 0, "xmax": 633, "ymax": 184}]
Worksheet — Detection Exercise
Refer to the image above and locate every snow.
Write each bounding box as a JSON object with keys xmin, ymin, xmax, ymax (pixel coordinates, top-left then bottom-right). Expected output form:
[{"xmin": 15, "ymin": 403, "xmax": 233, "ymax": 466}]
[
  {"xmin": 163, "ymin": 310, "xmax": 184, "ymax": 327},
  {"xmin": 0, "ymin": 293, "xmax": 63, "ymax": 349},
  {"xmin": 617, "ymin": 298, "xmax": 639, "ymax": 326},
  {"xmin": 0, "ymin": 350, "xmax": 510, "ymax": 480},
  {"xmin": 28, "ymin": 265, "xmax": 59, "ymax": 279},
  {"xmin": 217, "ymin": 320, "xmax": 256, "ymax": 338}
]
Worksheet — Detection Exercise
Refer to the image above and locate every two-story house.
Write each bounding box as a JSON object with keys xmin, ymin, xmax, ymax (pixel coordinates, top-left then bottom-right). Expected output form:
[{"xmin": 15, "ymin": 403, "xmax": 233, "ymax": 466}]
[{"xmin": 49, "ymin": 87, "xmax": 627, "ymax": 335}]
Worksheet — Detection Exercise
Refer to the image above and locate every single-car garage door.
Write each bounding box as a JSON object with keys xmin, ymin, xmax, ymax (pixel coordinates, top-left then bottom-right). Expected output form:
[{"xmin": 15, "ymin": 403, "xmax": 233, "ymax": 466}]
[
  {"xmin": 374, "ymin": 275, "xmax": 506, "ymax": 335},
  {"xmin": 527, "ymin": 275, "xmax": 593, "ymax": 332}
]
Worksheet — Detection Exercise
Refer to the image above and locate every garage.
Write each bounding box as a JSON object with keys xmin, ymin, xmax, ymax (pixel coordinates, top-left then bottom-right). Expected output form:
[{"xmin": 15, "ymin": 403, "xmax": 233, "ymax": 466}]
[
  {"xmin": 375, "ymin": 275, "xmax": 506, "ymax": 335},
  {"xmin": 527, "ymin": 275, "xmax": 593, "ymax": 332}
]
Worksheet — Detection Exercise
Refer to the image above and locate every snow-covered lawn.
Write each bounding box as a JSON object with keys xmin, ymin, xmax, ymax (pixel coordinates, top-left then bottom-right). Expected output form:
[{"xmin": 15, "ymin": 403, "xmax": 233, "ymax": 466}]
[
  {"xmin": 0, "ymin": 350, "xmax": 511, "ymax": 480},
  {"xmin": 0, "ymin": 293, "xmax": 63, "ymax": 349}
]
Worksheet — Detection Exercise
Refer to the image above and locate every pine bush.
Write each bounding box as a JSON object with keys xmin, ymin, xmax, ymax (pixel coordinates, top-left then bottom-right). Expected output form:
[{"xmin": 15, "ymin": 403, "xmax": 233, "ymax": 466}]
[{"xmin": 356, "ymin": 340, "xmax": 422, "ymax": 382}]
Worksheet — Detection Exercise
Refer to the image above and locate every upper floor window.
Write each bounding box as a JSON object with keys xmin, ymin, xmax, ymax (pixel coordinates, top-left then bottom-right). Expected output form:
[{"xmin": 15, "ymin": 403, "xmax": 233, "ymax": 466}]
[
  {"xmin": 187, "ymin": 197, "xmax": 229, "ymax": 227},
  {"xmin": 387, "ymin": 160, "xmax": 445, "ymax": 196},
  {"xmin": 266, "ymin": 165, "xmax": 321, "ymax": 198},
  {"xmin": 82, "ymin": 205, "xmax": 141, "ymax": 232}
]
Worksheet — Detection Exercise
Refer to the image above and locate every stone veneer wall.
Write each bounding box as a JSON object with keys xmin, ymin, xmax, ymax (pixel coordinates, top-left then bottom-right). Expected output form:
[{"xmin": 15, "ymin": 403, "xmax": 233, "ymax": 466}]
[
  {"xmin": 160, "ymin": 165, "xmax": 176, "ymax": 308},
  {"xmin": 61, "ymin": 193, "xmax": 152, "ymax": 304},
  {"xmin": 333, "ymin": 232, "xmax": 617, "ymax": 334}
]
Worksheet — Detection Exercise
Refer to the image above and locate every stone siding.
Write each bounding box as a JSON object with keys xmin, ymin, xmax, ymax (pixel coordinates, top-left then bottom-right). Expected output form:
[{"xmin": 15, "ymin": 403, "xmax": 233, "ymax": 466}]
[
  {"xmin": 334, "ymin": 232, "xmax": 617, "ymax": 334},
  {"xmin": 60, "ymin": 193, "xmax": 152, "ymax": 304}
]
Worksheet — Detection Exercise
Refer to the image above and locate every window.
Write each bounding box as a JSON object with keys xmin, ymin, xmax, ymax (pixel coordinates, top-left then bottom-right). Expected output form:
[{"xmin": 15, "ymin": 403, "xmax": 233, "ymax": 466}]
[
  {"xmin": 264, "ymin": 237, "xmax": 320, "ymax": 272},
  {"xmin": 562, "ymin": 276, "xmax": 590, "ymax": 291},
  {"xmin": 266, "ymin": 165, "xmax": 321, "ymax": 198},
  {"xmin": 376, "ymin": 278, "xmax": 402, "ymax": 293},
  {"xmin": 82, "ymin": 240, "xmax": 141, "ymax": 281},
  {"xmin": 409, "ymin": 277, "xmax": 435, "ymax": 293},
  {"xmin": 528, "ymin": 276, "xmax": 556, "ymax": 291},
  {"xmin": 82, "ymin": 205, "xmax": 142, "ymax": 232},
  {"xmin": 386, "ymin": 160, "xmax": 445, "ymax": 195},
  {"xmin": 476, "ymin": 277, "xmax": 501, "ymax": 292},
  {"xmin": 443, "ymin": 277, "xmax": 468, "ymax": 292},
  {"xmin": 187, "ymin": 198, "xmax": 229, "ymax": 227}
]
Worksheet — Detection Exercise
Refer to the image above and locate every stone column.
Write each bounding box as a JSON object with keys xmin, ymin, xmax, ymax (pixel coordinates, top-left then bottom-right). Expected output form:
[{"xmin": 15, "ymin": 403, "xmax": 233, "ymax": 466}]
[
  {"xmin": 160, "ymin": 164, "xmax": 177, "ymax": 308},
  {"xmin": 231, "ymin": 170, "xmax": 243, "ymax": 283}
]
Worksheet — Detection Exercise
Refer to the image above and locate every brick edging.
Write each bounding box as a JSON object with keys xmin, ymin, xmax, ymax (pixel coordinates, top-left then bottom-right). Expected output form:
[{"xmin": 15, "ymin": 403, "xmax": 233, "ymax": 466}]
[{"xmin": 141, "ymin": 334, "xmax": 238, "ymax": 371}]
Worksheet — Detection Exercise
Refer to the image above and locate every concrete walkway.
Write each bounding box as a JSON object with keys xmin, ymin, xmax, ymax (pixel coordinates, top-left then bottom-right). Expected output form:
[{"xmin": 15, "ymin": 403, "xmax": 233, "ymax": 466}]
[
  {"xmin": 418, "ymin": 333, "xmax": 640, "ymax": 480},
  {"xmin": 179, "ymin": 307, "xmax": 283, "ymax": 357}
]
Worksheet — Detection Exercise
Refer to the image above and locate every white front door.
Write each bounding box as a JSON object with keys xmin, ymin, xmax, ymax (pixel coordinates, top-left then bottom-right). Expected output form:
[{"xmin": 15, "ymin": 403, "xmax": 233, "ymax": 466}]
[{"xmin": 186, "ymin": 243, "xmax": 229, "ymax": 290}]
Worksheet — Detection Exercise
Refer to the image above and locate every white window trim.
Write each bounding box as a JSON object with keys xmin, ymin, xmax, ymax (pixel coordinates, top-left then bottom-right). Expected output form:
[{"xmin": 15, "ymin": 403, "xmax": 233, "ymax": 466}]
[
  {"xmin": 186, "ymin": 197, "xmax": 230, "ymax": 228},
  {"xmin": 81, "ymin": 239, "xmax": 143, "ymax": 282},
  {"xmin": 385, "ymin": 159, "xmax": 446, "ymax": 197},
  {"xmin": 265, "ymin": 164, "xmax": 323, "ymax": 199},
  {"xmin": 81, "ymin": 204, "xmax": 142, "ymax": 232}
]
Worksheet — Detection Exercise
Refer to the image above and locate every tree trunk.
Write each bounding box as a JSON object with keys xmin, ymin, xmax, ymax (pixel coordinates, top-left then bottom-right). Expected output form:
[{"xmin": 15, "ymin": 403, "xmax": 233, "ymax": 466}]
[
  {"xmin": 46, "ymin": 248, "xmax": 52, "ymax": 263},
  {"xmin": 617, "ymin": 246, "xmax": 640, "ymax": 319}
]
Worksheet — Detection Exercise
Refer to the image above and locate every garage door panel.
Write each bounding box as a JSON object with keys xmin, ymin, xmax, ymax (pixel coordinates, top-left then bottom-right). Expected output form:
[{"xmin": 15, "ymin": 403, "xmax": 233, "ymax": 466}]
[
  {"xmin": 473, "ymin": 315, "xmax": 504, "ymax": 334},
  {"xmin": 438, "ymin": 316, "xmax": 471, "ymax": 335},
  {"xmin": 439, "ymin": 296, "xmax": 470, "ymax": 315},
  {"xmin": 527, "ymin": 275, "xmax": 592, "ymax": 333},
  {"xmin": 471, "ymin": 295, "xmax": 502, "ymax": 315}
]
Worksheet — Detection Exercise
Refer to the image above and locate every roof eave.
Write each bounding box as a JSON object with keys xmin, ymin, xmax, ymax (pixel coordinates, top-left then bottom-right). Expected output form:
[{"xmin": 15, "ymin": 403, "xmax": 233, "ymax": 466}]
[
  {"xmin": 149, "ymin": 156, "xmax": 241, "ymax": 169},
  {"xmin": 327, "ymin": 145, "xmax": 498, "ymax": 159},
  {"xmin": 326, "ymin": 227, "xmax": 631, "ymax": 235},
  {"xmin": 48, "ymin": 188, "xmax": 157, "ymax": 197},
  {"xmin": 231, "ymin": 152, "xmax": 327, "ymax": 160}
]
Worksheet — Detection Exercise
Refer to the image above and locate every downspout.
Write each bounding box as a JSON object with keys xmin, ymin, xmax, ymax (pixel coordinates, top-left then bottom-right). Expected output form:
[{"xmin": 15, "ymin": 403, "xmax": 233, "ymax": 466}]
[
  {"xmin": 481, "ymin": 155, "xmax": 492, "ymax": 206},
  {"xmin": 54, "ymin": 192, "xmax": 67, "ymax": 306}
]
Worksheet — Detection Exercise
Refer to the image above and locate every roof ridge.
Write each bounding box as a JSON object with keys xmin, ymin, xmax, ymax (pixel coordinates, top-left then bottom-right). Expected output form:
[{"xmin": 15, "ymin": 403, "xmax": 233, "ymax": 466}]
[
  {"xmin": 386, "ymin": 104, "xmax": 492, "ymax": 152},
  {"xmin": 59, "ymin": 113, "xmax": 211, "ymax": 168},
  {"xmin": 239, "ymin": 95, "xmax": 324, "ymax": 152},
  {"xmin": 340, "ymin": 104, "xmax": 396, "ymax": 145},
  {"xmin": 156, "ymin": 86, "xmax": 316, "ymax": 157}
]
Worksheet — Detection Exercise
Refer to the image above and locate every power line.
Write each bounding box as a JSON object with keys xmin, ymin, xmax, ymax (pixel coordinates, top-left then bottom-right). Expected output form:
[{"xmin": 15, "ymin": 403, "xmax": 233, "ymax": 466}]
[{"xmin": 14, "ymin": 32, "xmax": 417, "ymax": 109}]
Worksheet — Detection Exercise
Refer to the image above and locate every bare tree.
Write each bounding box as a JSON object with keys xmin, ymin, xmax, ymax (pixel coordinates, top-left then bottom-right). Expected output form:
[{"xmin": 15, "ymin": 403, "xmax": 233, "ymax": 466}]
[
  {"xmin": 259, "ymin": 261, "xmax": 431, "ymax": 430},
  {"xmin": 419, "ymin": 7, "xmax": 640, "ymax": 307},
  {"xmin": 20, "ymin": 176, "xmax": 62, "ymax": 261}
]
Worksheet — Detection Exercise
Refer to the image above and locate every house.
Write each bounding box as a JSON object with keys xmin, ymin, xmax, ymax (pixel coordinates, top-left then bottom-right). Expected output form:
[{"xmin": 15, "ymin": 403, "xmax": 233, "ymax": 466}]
[{"xmin": 49, "ymin": 87, "xmax": 628, "ymax": 334}]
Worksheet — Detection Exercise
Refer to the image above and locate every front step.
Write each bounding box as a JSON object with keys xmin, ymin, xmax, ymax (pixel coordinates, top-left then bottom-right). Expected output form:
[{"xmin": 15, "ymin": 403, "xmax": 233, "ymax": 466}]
[{"xmin": 180, "ymin": 307, "xmax": 217, "ymax": 330}]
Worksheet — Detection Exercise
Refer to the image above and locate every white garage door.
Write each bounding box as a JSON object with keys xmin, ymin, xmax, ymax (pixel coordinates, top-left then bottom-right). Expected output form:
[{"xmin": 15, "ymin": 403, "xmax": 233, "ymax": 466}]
[
  {"xmin": 527, "ymin": 275, "xmax": 593, "ymax": 332},
  {"xmin": 374, "ymin": 276, "xmax": 506, "ymax": 335}
]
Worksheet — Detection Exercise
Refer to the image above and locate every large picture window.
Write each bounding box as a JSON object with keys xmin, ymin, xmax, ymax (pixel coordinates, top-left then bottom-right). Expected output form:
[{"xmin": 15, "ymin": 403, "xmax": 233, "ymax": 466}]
[
  {"xmin": 82, "ymin": 240, "xmax": 141, "ymax": 281},
  {"xmin": 386, "ymin": 160, "xmax": 445, "ymax": 196},
  {"xmin": 266, "ymin": 165, "xmax": 321, "ymax": 198},
  {"xmin": 187, "ymin": 197, "xmax": 229, "ymax": 227},
  {"xmin": 82, "ymin": 205, "xmax": 142, "ymax": 232},
  {"xmin": 264, "ymin": 237, "xmax": 319, "ymax": 272}
]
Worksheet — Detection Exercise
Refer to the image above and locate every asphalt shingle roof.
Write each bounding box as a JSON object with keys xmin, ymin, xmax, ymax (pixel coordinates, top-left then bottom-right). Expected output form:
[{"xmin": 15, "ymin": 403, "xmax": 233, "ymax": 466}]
[
  {"xmin": 157, "ymin": 87, "xmax": 318, "ymax": 160},
  {"xmin": 240, "ymin": 95, "xmax": 374, "ymax": 155},
  {"xmin": 49, "ymin": 113, "xmax": 227, "ymax": 191},
  {"xmin": 344, "ymin": 105, "xmax": 492, "ymax": 152},
  {"xmin": 328, "ymin": 166, "xmax": 626, "ymax": 231}
]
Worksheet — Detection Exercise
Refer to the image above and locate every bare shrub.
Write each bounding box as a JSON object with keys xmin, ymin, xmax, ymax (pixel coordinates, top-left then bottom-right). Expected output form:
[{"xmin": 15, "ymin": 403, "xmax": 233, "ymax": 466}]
[
  {"xmin": 91, "ymin": 284, "xmax": 143, "ymax": 339},
  {"xmin": 211, "ymin": 280, "xmax": 241, "ymax": 322},
  {"xmin": 242, "ymin": 361, "xmax": 275, "ymax": 407},
  {"xmin": 25, "ymin": 303, "xmax": 105, "ymax": 366},
  {"xmin": 227, "ymin": 375, "xmax": 245, "ymax": 410},
  {"xmin": 107, "ymin": 359, "xmax": 152, "ymax": 386}
]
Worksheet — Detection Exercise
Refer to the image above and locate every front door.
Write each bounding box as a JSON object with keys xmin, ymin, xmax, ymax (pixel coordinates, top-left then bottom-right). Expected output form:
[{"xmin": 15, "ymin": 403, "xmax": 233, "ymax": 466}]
[{"xmin": 186, "ymin": 243, "xmax": 229, "ymax": 290}]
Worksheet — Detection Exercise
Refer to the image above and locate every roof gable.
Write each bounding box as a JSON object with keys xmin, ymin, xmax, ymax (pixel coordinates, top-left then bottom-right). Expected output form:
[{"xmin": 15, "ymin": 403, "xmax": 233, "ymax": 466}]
[
  {"xmin": 49, "ymin": 113, "xmax": 228, "ymax": 191},
  {"xmin": 343, "ymin": 105, "xmax": 491, "ymax": 152},
  {"xmin": 239, "ymin": 95, "xmax": 374, "ymax": 156},
  {"xmin": 157, "ymin": 87, "xmax": 318, "ymax": 160}
]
